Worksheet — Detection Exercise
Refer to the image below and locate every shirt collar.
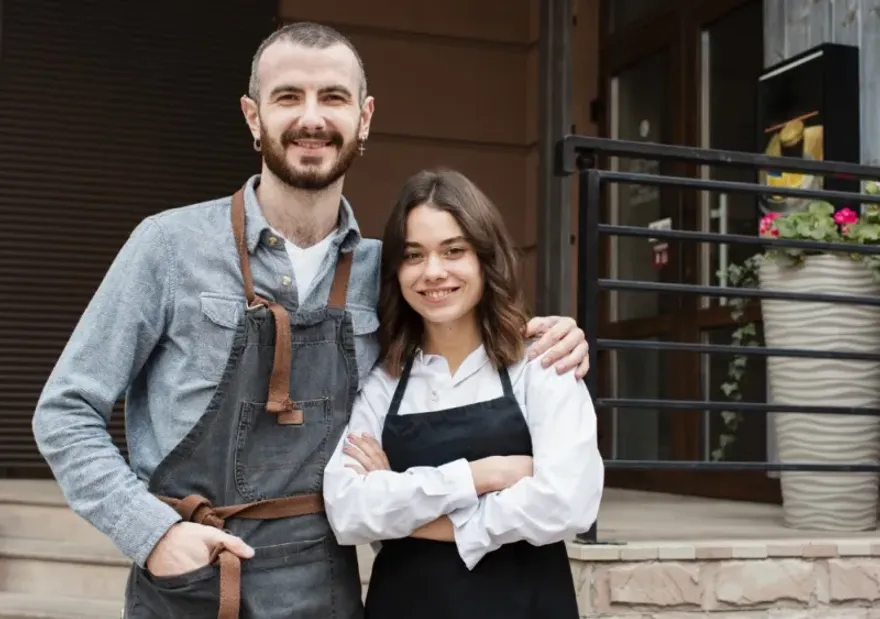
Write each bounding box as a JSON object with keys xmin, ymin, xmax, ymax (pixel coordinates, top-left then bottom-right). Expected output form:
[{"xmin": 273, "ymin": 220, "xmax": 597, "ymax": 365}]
[
  {"xmin": 242, "ymin": 174, "xmax": 363, "ymax": 254},
  {"xmin": 416, "ymin": 344, "xmax": 491, "ymax": 384}
]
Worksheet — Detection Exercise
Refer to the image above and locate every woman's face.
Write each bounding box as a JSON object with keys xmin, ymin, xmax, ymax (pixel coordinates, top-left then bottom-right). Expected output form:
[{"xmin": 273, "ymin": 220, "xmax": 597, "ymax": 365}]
[{"xmin": 397, "ymin": 204, "xmax": 484, "ymax": 329}]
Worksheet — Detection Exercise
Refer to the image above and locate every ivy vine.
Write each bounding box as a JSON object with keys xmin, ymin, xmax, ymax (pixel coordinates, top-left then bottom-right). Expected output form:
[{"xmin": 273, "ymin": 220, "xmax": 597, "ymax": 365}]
[{"xmin": 710, "ymin": 254, "xmax": 761, "ymax": 462}]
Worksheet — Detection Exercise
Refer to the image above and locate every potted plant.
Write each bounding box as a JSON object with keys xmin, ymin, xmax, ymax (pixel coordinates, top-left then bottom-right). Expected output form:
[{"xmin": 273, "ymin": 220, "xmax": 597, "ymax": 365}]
[{"xmin": 715, "ymin": 181, "xmax": 880, "ymax": 531}]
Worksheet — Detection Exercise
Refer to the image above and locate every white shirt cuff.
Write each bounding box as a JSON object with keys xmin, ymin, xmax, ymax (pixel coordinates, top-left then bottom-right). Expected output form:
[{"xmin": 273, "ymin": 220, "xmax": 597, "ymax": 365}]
[
  {"xmin": 451, "ymin": 510, "xmax": 495, "ymax": 570},
  {"xmin": 435, "ymin": 458, "xmax": 479, "ymax": 510},
  {"xmin": 447, "ymin": 501, "xmax": 480, "ymax": 529}
]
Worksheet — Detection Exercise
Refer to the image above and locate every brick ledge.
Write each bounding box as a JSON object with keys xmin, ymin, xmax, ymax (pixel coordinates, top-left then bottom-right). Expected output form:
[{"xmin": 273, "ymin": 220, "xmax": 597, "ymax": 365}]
[{"xmin": 565, "ymin": 537, "xmax": 880, "ymax": 562}]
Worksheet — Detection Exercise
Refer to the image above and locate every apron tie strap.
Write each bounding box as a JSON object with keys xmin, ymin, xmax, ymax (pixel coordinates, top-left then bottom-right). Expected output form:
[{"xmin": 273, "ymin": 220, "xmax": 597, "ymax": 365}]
[
  {"xmin": 175, "ymin": 494, "xmax": 225, "ymax": 528},
  {"xmin": 157, "ymin": 493, "xmax": 325, "ymax": 619},
  {"xmin": 209, "ymin": 544, "xmax": 241, "ymax": 619},
  {"xmin": 231, "ymin": 190, "xmax": 299, "ymax": 423}
]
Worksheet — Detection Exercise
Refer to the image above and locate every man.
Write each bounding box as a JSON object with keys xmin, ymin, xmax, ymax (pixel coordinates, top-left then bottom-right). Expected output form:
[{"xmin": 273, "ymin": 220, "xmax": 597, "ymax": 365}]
[{"xmin": 32, "ymin": 21, "xmax": 589, "ymax": 619}]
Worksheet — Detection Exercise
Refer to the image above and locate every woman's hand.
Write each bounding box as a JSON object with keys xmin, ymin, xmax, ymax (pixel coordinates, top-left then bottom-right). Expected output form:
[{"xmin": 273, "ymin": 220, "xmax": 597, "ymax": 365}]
[{"xmin": 343, "ymin": 433, "xmax": 391, "ymax": 474}]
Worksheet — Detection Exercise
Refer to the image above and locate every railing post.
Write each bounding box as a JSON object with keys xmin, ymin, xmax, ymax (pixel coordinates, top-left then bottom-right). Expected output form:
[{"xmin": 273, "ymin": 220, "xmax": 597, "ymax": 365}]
[{"xmin": 575, "ymin": 160, "xmax": 601, "ymax": 544}]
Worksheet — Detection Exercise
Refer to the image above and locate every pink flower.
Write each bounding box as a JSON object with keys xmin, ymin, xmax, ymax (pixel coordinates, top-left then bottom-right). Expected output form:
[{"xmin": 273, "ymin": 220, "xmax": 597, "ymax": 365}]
[
  {"xmin": 834, "ymin": 207, "xmax": 859, "ymax": 225},
  {"xmin": 842, "ymin": 224, "xmax": 853, "ymax": 235},
  {"xmin": 759, "ymin": 212, "xmax": 781, "ymax": 237}
]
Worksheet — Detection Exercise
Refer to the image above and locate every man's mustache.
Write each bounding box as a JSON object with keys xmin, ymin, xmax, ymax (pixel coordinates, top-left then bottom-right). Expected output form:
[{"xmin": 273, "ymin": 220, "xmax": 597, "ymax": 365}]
[{"xmin": 281, "ymin": 130, "xmax": 344, "ymax": 148}]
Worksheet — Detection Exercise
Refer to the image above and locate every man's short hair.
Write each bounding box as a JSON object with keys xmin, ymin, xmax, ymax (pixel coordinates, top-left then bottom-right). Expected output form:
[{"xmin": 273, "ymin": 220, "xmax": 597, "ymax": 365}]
[{"xmin": 248, "ymin": 22, "xmax": 368, "ymax": 103}]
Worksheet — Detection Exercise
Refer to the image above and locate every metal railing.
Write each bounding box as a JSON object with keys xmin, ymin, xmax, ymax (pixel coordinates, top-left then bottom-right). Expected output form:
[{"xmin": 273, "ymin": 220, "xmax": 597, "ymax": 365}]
[{"xmin": 554, "ymin": 134, "xmax": 880, "ymax": 544}]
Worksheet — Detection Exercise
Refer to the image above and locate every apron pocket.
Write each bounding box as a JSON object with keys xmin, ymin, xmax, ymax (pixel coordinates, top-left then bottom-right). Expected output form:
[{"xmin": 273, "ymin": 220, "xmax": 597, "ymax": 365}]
[
  {"xmin": 242, "ymin": 537, "xmax": 361, "ymax": 619},
  {"xmin": 145, "ymin": 563, "xmax": 217, "ymax": 589},
  {"xmin": 131, "ymin": 562, "xmax": 220, "ymax": 619},
  {"xmin": 234, "ymin": 399, "xmax": 332, "ymax": 501}
]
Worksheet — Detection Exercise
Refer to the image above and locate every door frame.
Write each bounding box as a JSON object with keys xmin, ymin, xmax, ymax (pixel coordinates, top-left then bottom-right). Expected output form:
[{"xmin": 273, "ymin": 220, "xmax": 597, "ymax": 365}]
[{"xmin": 595, "ymin": 0, "xmax": 780, "ymax": 504}]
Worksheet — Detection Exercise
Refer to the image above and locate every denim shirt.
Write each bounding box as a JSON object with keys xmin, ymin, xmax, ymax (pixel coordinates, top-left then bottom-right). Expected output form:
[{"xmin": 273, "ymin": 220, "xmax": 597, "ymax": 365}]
[{"xmin": 32, "ymin": 175, "xmax": 381, "ymax": 567}]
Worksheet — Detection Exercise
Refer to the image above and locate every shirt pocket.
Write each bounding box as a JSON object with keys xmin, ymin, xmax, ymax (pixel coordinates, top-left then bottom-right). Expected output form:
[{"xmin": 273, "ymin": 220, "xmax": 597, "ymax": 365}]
[
  {"xmin": 349, "ymin": 305, "xmax": 379, "ymax": 336},
  {"xmin": 348, "ymin": 306, "xmax": 380, "ymax": 383},
  {"xmin": 196, "ymin": 292, "xmax": 243, "ymax": 383}
]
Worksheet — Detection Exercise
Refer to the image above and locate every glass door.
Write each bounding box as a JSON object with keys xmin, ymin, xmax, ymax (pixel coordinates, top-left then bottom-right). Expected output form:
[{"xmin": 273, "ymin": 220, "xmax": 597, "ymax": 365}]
[
  {"xmin": 598, "ymin": 0, "xmax": 773, "ymax": 501},
  {"xmin": 607, "ymin": 49, "xmax": 677, "ymax": 463},
  {"xmin": 597, "ymin": 13, "xmax": 692, "ymax": 494}
]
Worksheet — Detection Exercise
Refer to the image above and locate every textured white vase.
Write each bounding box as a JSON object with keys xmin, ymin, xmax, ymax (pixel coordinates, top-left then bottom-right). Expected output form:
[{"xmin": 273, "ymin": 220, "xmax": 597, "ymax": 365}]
[{"xmin": 760, "ymin": 254, "xmax": 880, "ymax": 531}]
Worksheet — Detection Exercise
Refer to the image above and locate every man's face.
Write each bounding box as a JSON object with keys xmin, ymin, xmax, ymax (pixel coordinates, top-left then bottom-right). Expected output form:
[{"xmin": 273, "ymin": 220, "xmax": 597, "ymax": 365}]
[{"xmin": 242, "ymin": 42, "xmax": 374, "ymax": 191}]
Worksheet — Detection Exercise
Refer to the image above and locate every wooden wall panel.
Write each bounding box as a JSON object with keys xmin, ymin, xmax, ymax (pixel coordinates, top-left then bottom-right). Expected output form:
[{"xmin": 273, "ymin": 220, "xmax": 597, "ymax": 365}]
[
  {"xmin": 344, "ymin": 138, "xmax": 529, "ymax": 243},
  {"xmin": 347, "ymin": 33, "xmax": 530, "ymax": 145},
  {"xmin": 569, "ymin": 0, "xmax": 602, "ymax": 312},
  {"xmin": 277, "ymin": 0, "xmax": 601, "ymax": 307},
  {"xmin": 525, "ymin": 47, "xmax": 540, "ymax": 146},
  {"xmin": 519, "ymin": 248, "xmax": 538, "ymax": 313},
  {"xmin": 279, "ymin": 0, "xmax": 532, "ymax": 44},
  {"xmin": 279, "ymin": 0, "xmax": 538, "ymax": 253},
  {"xmin": 523, "ymin": 148, "xmax": 540, "ymax": 250}
]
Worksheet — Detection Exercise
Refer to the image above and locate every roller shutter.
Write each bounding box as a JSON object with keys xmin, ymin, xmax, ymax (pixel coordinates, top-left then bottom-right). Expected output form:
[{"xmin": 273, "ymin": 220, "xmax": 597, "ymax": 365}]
[{"xmin": 0, "ymin": 0, "xmax": 277, "ymax": 477}]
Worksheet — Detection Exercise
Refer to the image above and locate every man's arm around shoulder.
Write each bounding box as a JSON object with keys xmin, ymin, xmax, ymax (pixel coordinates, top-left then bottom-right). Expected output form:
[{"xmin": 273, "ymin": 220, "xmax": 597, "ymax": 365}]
[{"xmin": 32, "ymin": 216, "xmax": 182, "ymax": 567}]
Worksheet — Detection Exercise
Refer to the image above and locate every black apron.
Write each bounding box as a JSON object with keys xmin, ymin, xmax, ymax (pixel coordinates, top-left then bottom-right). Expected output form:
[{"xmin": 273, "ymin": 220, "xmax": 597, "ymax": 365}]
[
  {"xmin": 123, "ymin": 187, "xmax": 363, "ymax": 619},
  {"xmin": 364, "ymin": 354, "xmax": 580, "ymax": 619}
]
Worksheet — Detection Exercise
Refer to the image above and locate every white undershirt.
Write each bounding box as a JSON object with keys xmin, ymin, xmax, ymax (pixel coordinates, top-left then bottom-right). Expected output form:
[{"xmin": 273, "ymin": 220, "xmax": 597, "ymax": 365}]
[
  {"xmin": 273, "ymin": 227, "xmax": 336, "ymax": 299},
  {"xmin": 322, "ymin": 345, "xmax": 605, "ymax": 570}
]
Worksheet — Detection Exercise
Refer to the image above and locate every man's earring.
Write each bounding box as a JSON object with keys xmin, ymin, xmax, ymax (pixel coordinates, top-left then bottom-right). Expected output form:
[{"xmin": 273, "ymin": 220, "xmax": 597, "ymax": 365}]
[
  {"xmin": 357, "ymin": 136, "xmax": 367, "ymax": 156},
  {"xmin": 253, "ymin": 137, "xmax": 261, "ymax": 152}
]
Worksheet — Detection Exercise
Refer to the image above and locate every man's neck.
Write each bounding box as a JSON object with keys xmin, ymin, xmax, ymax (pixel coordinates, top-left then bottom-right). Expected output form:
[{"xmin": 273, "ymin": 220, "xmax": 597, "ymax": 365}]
[{"xmin": 256, "ymin": 169, "xmax": 343, "ymax": 248}]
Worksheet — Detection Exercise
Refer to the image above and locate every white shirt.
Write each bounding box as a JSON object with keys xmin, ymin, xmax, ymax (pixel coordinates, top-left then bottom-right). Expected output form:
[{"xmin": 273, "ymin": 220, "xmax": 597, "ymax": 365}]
[
  {"xmin": 322, "ymin": 345, "xmax": 605, "ymax": 570},
  {"xmin": 273, "ymin": 227, "xmax": 336, "ymax": 299}
]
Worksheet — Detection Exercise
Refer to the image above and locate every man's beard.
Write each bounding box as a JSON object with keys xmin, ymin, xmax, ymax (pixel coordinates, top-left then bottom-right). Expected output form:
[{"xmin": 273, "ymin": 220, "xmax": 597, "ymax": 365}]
[{"xmin": 260, "ymin": 125, "xmax": 360, "ymax": 191}]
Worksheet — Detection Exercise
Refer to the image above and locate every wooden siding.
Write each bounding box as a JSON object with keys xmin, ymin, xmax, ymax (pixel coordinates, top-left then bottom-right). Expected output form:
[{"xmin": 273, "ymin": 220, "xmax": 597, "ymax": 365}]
[
  {"xmin": 279, "ymin": 0, "xmax": 541, "ymax": 306},
  {"xmin": 764, "ymin": 0, "xmax": 880, "ymax": 165}
]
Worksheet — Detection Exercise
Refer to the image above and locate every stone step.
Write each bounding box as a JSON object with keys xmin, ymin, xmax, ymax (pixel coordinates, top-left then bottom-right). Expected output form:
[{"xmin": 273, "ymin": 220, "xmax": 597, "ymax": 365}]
[
  {"xmin": 0, "ymin": 481, "xmax": 112, "ymax": 550},
  {"xmin": 0, "ymin": 537, "xmax": 128, "ymax": 603},
  {"xmin": 0, "ymin": 592, "xmax": 121, "ymax": 619},
  {"xmin": 0, "ymin": 480, "xmax": 376, "ymax": 607}
]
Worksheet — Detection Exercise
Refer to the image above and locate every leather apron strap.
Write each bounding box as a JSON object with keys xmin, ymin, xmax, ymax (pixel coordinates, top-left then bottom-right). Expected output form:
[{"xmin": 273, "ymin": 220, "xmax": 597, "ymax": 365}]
[{"xmin": 230, "ymin": 188, "xmax": 351, "ymax": 425}]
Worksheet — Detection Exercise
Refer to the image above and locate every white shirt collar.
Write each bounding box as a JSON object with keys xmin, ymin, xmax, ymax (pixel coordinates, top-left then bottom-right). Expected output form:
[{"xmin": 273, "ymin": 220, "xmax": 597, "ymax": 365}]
[{"xmin": 415, "ymin": 344, "xmax": 491, "ymax": 386}]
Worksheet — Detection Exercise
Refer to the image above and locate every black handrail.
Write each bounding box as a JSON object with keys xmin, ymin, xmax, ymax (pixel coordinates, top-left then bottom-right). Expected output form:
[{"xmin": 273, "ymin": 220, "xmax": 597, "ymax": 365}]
[{"xmin": 555, "ymin": 135, "xmax": 880, "ymax": 544}]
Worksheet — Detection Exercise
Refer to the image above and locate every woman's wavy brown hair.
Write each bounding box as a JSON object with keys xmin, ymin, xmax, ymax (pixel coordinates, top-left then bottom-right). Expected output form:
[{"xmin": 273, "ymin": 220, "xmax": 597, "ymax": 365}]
[{"xmin": 379, "ymin": 168, "xmax": 529, "ymax": 376}]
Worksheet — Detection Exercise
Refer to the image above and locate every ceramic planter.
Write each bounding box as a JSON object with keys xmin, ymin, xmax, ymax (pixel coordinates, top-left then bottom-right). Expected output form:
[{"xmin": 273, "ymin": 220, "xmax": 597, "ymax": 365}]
[{"xmin": 760, "ymin": 254, "xmax": 880, "ymax": 531}]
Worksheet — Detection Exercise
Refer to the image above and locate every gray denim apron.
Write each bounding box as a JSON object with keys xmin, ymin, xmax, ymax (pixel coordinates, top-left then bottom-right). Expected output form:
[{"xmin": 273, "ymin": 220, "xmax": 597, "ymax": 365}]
[{"xmin": 123, "ymin": 186, "xmax": 363, "ymax": 619}]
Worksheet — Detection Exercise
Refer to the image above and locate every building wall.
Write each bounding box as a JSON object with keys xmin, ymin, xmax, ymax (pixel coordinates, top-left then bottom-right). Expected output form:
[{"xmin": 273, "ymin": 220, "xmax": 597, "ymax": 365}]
[
  {"xmin": 0, "ymin": 0, "xmax": 600, "ymax": 478},
  {"xmin": 0, "ymin": 0, "xmax": 279, "ymax": 476},
  {"xmin": 278, "ymin": 0, "xmax": 600, "ymax": 312},
  {"xmin": 279, "ymin": 0, "xmax": 541, "ymax": 307},
  {"xmin": 569, "ymin": 0, "xmax": 601, "ymax": 312}
]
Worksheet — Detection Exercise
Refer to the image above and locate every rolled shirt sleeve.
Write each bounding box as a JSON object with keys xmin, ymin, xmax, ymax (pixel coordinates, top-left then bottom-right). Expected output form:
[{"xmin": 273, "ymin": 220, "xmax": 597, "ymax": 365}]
[
  {"xmin": 449, "ymin": 356, "xmax": 605, "ymax": 570},
  {"xmin": 323, "ymin": 369, "xmax": 480, "ymax": 546},
  {"xmin": 31, "ymin": 217, "xmax": 183, "ymax": 567}
]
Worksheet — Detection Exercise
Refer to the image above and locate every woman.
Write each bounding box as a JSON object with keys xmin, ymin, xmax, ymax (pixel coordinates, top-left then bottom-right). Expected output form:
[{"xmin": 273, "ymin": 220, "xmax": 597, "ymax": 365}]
[{"xmin": 322, "ymin": 168, "xmax": 604, "ymax": 619}]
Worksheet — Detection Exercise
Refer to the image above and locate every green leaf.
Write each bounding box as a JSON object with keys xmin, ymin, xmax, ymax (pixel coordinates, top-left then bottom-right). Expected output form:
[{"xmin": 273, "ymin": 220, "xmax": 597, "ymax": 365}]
[
  {"xmin": 808, "ymin": 201, "xmax": 834, "ymax": 216},
  {"xmin": 721, "ymin": 411, "xmax": 737, "ymax": 425}
]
